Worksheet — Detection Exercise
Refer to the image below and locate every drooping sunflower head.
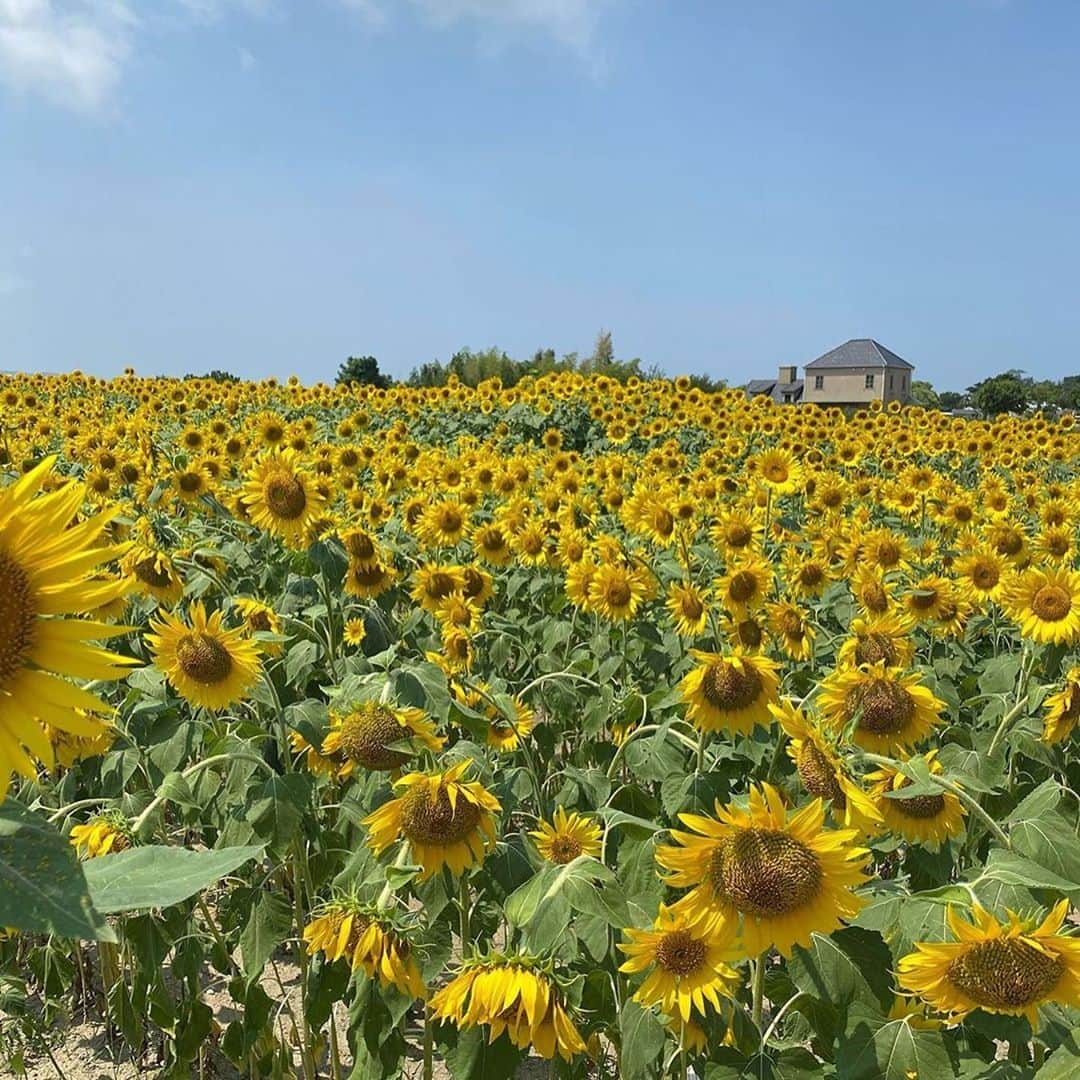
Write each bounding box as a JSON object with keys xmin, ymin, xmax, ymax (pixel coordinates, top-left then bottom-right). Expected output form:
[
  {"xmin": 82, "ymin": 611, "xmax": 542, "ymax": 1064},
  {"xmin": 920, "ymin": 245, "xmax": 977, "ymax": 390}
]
[
  {"xmin": 322, "ymin": 701, "xmax": 445, "ymax": 776},
  {"xmin": 898, "ymin": 901, "xmax": 1080, "ymax": 1027},
  {"xmin": 1042, "ymin": 666, "xmax": 1080, "ymax": 744},
  {"xmin": 680, "ymin": 648, "xmax": 780, "ymax": 735},
  {"xmin": 233, "ymin": 597, "xmax": 283, "ymax": 655},
  {"xmin": 70, "ymin": 811, "xmax": 133, "ymax": 860},
  {"xmin": 658, "ymin": 784, "xmax": 870, "ymax": 957},
  {"xmin": 865, "ymin": 750, "xmax": 966, "ymax": 851},
  {"xmin": 430, "ymin": 955, "xmax": 588, "ymax": 1061},
  {"xmin": 530, "ymin": 806, "xmax": 602, "ymax": 865},
  {"xmin": 146, "ymin": 601, "xmax": 262, "ymax": 711},
  {"xmin": 817, "ymin": 661, "xmax": 943, "ymax": 754},
  {"xmin": 1006, "ymin": 566, "xmax": 1080, "ymax": 646},
  {"xmin": 362, "ymin": 759, "xmax": 501, "ymax": 880}
]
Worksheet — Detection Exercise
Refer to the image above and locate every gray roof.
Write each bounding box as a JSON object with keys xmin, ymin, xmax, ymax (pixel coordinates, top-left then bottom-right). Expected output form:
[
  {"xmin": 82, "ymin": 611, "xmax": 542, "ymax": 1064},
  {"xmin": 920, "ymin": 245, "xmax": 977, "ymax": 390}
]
[
  {"xmin": 805, "ymin": 339, "xmax": 913, "ymax": 371},
  {"xmin": 745, "ymin": 378, "xmax": 803, "ymax": 404}
]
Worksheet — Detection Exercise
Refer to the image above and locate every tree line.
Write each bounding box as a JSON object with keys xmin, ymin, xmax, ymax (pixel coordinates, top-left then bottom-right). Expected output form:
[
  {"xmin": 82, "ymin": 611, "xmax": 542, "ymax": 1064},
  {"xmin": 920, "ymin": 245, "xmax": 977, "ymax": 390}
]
[{"xmin": 911, "ymin": 371, "xmax": 1080, "ymax": 416}]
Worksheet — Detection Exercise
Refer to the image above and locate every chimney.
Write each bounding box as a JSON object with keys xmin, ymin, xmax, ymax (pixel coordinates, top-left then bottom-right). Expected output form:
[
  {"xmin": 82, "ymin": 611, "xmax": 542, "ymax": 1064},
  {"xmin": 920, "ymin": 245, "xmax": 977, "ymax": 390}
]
[{"xmin": 778, "ymin": 365, "xmax": 797, "ymax": 385}]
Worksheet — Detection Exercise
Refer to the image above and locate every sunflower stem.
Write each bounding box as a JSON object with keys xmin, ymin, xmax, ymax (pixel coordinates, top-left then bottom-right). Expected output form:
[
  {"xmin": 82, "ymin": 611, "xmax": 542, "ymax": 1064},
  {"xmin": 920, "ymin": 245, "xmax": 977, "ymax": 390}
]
[
  {"xmin": 695, "ymin": 729, "xmax": 708, "ymax": 774},
  {"xmin": 458, "ymin": 876, "xmax": 472, "ymax": 954},
  {"xmin": 987, "ymin": 646, "xmax": 1034, "ymax": 757},
  {"xmin": 751, "ymin": 953, "xmax": 766, "ymax": 1031},
  {"xmin": 423, "ymin": 1001, "xmax": 434, "ymax": 1080}
]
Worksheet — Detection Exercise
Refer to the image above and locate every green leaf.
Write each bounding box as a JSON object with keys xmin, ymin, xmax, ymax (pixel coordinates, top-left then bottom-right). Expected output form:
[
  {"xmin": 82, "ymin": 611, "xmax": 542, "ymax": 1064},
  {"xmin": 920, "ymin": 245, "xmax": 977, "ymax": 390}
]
[
  {"xmin": 975, "ymin": 849, "xmax": 1080, "ymax": 902},
  {"xmin": 246, "ymin": 773, "xmax": 312, "ymax": 856},
  {"xmin": 787, "ymin": 928, "xmax": 894, "ymax": 1013},
  {"xmin": 441, "ymin": 1025, "xmax": 524, "ymax": 1079},
  {"xmin": 239, "ymin": 888, "xmax": 292, "ymax": 983},
  {"xmin": 619, "ymin": 999, "xmax": 666, "ymax": 1080},
  {"xmin": 1009, "ymin": 809, "xmax": 1080, "ymax": 886},
  {"xmin": 0, "ymin": 800, "xmax": 113, "ymax": 941},
  {"xmin": 84, "ymin": 845, "xmax": 264, "ymax": 914},
  {"xmin": 837, "ymin": 1003, "xmax": 954, "ymax": 1080}
]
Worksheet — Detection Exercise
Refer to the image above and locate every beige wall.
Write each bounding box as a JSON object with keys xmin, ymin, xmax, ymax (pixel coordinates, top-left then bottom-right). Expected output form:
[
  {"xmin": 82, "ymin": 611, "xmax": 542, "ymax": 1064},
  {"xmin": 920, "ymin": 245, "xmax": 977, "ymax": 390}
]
[{"xmin": 802, "ymin": 366, "xmax": 910, "ymax": 405}]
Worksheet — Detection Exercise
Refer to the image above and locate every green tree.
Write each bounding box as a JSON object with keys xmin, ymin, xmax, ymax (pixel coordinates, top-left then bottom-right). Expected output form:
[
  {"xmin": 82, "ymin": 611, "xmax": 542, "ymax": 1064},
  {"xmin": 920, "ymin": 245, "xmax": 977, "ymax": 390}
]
[
  {"xmin": 908, "ymin": 380, "xmax": 940, "ymax": 409},
  {"xmin": 336, "ymin": 355, "xmax": 390, "ymax": 389},
  {"xmin": 969, "ymin": 371, "xmax": 1028, "ymax": 416},
  {"xmin": 938, "ymin": 391, "xmax": 966, "ymax": 410}
]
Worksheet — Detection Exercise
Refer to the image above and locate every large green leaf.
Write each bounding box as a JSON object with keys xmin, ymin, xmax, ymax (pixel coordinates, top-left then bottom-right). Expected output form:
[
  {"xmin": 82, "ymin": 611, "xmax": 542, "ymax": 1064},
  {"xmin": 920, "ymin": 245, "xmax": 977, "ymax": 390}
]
[
  {"xmin": 84, "ymin": 844, "xmax": 264, "ymax": 914},
  {"xmin": 0, "ymin": 801, "xmax": 113, "ymax": 941},
  {"xmin": 239, "ymin": 888, "xmax": 292, "ymax": 983},
  {"xmin": 788, "ymin": 928, "xmax": 894, "ymax": 1013},
  {"xmin": 619, "ymin": 999, "xmax": 666, "ymax": 1080},
  {"xmin": 973, "ymin": 850, "xmax": 1080, "ymax": 902},
  {"xmin": 837, "ymin": 1004, "xmax": 954, "ymax": 1080}
]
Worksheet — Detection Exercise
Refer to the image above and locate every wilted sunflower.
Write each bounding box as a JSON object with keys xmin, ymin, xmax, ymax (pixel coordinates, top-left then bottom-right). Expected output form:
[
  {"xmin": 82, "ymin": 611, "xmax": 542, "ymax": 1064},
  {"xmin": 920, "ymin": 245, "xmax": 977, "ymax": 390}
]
[
  {"xmin": 302, "ymin": 900, "xmax": 424, "ymax": 999},
  {"xmin": 680, "ymin": 648, "xmax": 780, "ymax": 735},
  {"xmin": 770, "ymin": 700, "xmax": 882, "ymax": 836},
  {"xmin": 430, "ymin": 957, "xmax": 587, "ymax": 1061},
  {"xmin": 242, "ymin": 449, "xmax": 327, "ymax": 549},
  {"xmin": 0, "ymin": 459, "xmax": 135, "ymax": 801},
  {"xmin": 1006, "ymin": 566, "xmax": 1080, "ymax": 645},
  {"xmin": 363, "ymin": 760, "xmax": 500, "ymax": 879},
  {"xmin": 320, "ymin": 701, "xmax": 444, "ymax": 776},
  {"xmin": 898, "ymin": 902, "xmax": 1080, "ymax": 1027},
  {"xmin": 666, "ymin": 582, "xmax": 710, "ymax": 638},
  {"xmin": 1042, "ymin": 666, "xmax": 1080, "ymax": 744},
  {"xmin": 657, "ymin": 783, "xmax": 870, "ymax": 956},
  {"xmin": 70, "ymin": 812, "xmax": 133, "ymax": 859},
  {"xmin": 618, "ymin": 903, "xmax": 740, "ymax": 1023},
  {"xmin": 147, "ymin": 601, "xmax": 262, "ymax": 711},
  {"xmin": 865, "ymin": 750, "xmax": 965, "ymax": 851},
  {"xmin": 817, "ymin": 661, "xmax": 943, "ymax": 754},
  {"xmin": 530, "ymin": 806, "xmax": 602, "ymax": 865}
]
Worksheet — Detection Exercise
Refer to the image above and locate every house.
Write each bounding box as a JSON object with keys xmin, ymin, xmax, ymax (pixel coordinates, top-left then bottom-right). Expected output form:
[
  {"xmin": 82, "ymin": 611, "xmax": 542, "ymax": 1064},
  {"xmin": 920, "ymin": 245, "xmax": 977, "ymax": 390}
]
[
  {"xmin": 802, "ymin": 339, "xmax": 913, "ymax": 406},
  {"xmin": 745, "ymin": 365, "xmax": 804, "ymax": 405}
]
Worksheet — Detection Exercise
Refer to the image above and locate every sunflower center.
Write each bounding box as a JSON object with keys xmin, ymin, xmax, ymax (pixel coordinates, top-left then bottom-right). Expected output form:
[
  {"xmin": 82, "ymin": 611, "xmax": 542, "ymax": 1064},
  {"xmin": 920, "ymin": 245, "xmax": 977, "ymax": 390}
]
[
  {"xmin": 711, "ymin": 829, "xmax": 822, "ymax": 917},
  {"xmin": 0, "ymin": 553, "xmax": 37, "ymax": 688},
  {"xmin": 655, "ymin": 930, "xmax": 707, "ymax": 977},
  {"xmin": 248, "ymin": 610, "xmax": 273, "ymax": 632},
  {"xmin": 437, "ymin": 508, "xmax": 463, "ymax": 533},
  {"xmin": 263, "ymin": 472, "xmax": 307, "ymax": 520},
  {"xmin": 399, "ymin": 784, "xmax": 481, "ymax": 846},
  {"xmin": 737, "ymin": 619, "xmax": 763, "ymax": 649},
  {"xmin": 680, "ymin": 594, "xmax": 704, "ymax": 620},
  {"xmin": 972, "ymin": 563, "xmax": 999, "ymax": 589},
  {"xmin": 549, "ymin": 835, "xmax": 583, "ymax": 865},
  {"xmin": 134, "ymin": 555, "xmax": 172, "ymax": 588},
  {"xmin": 996, "ymin": 531, "xmax": 1024, "ymax": 556},
  {"xmin": 849, "ymin": 678, "xmax": 915, "ymax": 734},
  {"xmin": 796, "ymin": 741, "xmax": 846, "ymax": 808},
  {"xmin": 701, "ymin": 661, "xmax": 763, "ymax": 711},
  {"xmin": 947, "ymin": 939, "xmax": 1064, "ymax": 1008},
  {"xmin": 909, "ymin": 588, "xmax": 938, "ymax": 611},
  {"xmin": 777, "ymin": 610, "xmax": 803, "ymax": 637},
  {"xmin": 860, "ymin": 582, "xmax": 889, "ymax": 613},
  {"xmin": 175, "ymin": 632, "xmax": 234, "ymax": 685},
  {"xmin": 728, "ymin": 571, "xmax": 758, "ymax": 604},
  {"xmin": 854, "ymin": 633, "xmax": 898, "ymax": 667},
  {"xmin": 876, "ymin": 542, "xmax": 901, "ymax": 568},
  {"xmin": 337, "ymin": 704, "xmax": 409, "ymax": 770},
  {"xmin": 346, "ymin": 533, "xmax": 377, "ymax": 561},
  {"xmin": 179, "ymin": 472, "xmax": 203, "ymax": 493},
  {"xmin": 764, "ymin": 463, "xmax": 788, "ymax": 484},
  {"xmin": 892, "ymin": 789, "xmax": 946, "ymax": 819},
  {"xmin": 727, "ymin": 525, "xmax": 752, "ymax": 547},
  {"xmin": 605, "ymin": 580, "xmax": 632, "ymax": 608},
  {"xmin": 1031, "ymin": 585, "xmax": 1071, "ymax": 622},
  {"xmin": 426, "ymin": 572, "xmax": 458, "ymax": 599},
  {"xmin": 799, "ymin": 564, "xmax": 824, "ymax": 588}
]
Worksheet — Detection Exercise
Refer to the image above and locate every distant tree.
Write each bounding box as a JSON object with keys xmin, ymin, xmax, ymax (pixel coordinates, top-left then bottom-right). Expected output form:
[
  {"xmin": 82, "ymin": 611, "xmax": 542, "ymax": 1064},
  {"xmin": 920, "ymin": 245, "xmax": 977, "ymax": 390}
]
[
  {"xmin": 337, "ymin": 355, "xmax": 390, "ymax": 389},
  {"xmin": 407, "ymin": 360, "xmax": 449, "ymax": 388},
  {"xmin": 186, "ymin": 369, "xmax": 239, "ymax": 383},
  {"xmin": 592, "ymin": 330, "xmax": 614, "ymax": 369},
  {"xmin": 938, "ymin": 391, "xmax": 966, "ymax": 411},
  {"xmin": 1060, "ymin": 376, "xmax": 1080, "ymax": 410},
  {"xmin": 909, "ymin": 380, "xmax": 941, "ymax": 409},
  {"xmin": 969, "ymin": 371, "xmax": 1028, "ymax": 416},
  {"xmin": 687, "ymin": 374, "xmax": 727, "ymax": 393}
]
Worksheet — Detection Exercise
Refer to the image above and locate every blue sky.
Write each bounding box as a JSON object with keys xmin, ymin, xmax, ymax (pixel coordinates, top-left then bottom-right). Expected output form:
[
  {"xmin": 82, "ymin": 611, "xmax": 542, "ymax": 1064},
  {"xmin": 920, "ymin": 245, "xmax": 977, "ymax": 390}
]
[{"xmin": 2, "ymin": 1, "xmax": 1078, "ymax": 389}]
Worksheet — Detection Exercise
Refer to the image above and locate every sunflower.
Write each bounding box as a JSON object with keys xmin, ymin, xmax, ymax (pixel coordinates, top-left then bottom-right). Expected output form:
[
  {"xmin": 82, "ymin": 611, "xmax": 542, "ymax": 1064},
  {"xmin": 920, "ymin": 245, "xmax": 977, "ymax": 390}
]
[
  {"xmin": 320, "ymin": 701, "xmax": 444, "ymax": 777},
  {"xmin": 410, "ymin": 564, "xmax": 466, "ymax": 613},
  {"xmin": 588, "ymin": 562, "xmax": 649, "ymax": 622},
  {"xmin": 430, "ymin": 957, "xmax": 587, "ymax": 1061},
  {"xmin": 362, "ymin": 760, "xmax": 500, "ymax": 880},
  {"xmin": 1042, "ymin": 666, "xmax": 1080, "ymax": 744},
  {"xmin": 0, "ymin": 460, "xmax": 135, "ymax": 801},
  {"xmin": 714, "ymin": 557, "xmax": 772, "ymax": 617},
  {"xmin": 618, "ymin": 903, "xmax": 740, "ymax": 1023},
  {"xmin": 753, "ymin": 448, "xmax": 804, "ymax": 495},
  {"xmin": 766, "ymin": 600, "xmax": 815, "ymax": 661},
  {"xmin": 530, "ymin": 807, "xmax": 602, "ymax": 865},
  {"xmin": 837, "ymin": 614, "xmax": 914, "ymax": 670},
  {"xmin": 485, "ymin": 699, "xmax": 534, "ymax": 752},
  {"xmin": 657, "ymin": 784, "xmax": 870, "ymax": 957},
  {"xmin": 418, "ymin": 498, "xmax": 470, "ymax": 548},
  {"xmin": 147, "ymin": 601, "xmax": 262, "ymax": 711},
  {"xmin": 48, "ymin": 719, "xmax": 117, "ymax": 769},
  {"xmin": 472, "ymin": 522, "xmax": 514, "ymax": 566},
  {"xmin": 233, "ymin": 597, "xmax": 283, "ymax": 655},
  {"xmin": 770, "ymin": 700, "xmax": 882, "ymax": 836},
  {"xmin": 70, "ymin": 812, "xmax": 133, "ymax": 859},
  {"xmin": 1006, "ymin": 567, "xmax": 1080, "ymax": 645},
  {"xmin": 343, "ymin": 617, "xmax": 367, "ymax": 647},
  {"xmin": 902, "ymin": 576, "xmax": 955, "ymax": 624},
  {"xmin": 817, "ymin": 662, "xmax": 943, "ymax": 754},
  {"xmin": 666, "ymin": 582, "xmax": 710, "ymax": 638},
  {"xmin": 289, "ymin": 728, "xmax": 339, "ymax": 776},
  {"xmin": 242, "ymin": 449, "xmax": 327, "ymax": 549},
  {"xmin": 897, "ymin": 902, "xmax": 1080, "ymax": 1028},
  {"xmin": 953, "ymin": 546, "xmax": 1007, "ymax": 604},
  {"xmin": 121, "ymin": 542, "xmax": 185, "ymax": 606},
  {"xmin": 865, "ymin": 750, "xmax": 965, "ymax": 850},
  {"xmin": 710, "ymin": 507, "xmax": 763, "ymax": 556},
  {"xmin": 345, "ymin": 559, "xmax": 397, "ymax": 600},
  {"xmin": 302, "ymin": 900, "xmax": 425, "ymax": 999},
  {"xmin": 680, "ymin": 648, "xmax": 780, "ymax": 735}
]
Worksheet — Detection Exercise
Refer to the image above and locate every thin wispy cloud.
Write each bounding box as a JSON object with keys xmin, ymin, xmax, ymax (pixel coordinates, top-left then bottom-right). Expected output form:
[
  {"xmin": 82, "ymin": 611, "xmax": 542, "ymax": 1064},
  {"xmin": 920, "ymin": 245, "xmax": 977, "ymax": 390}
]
[{"xmin": 0, "ymin": 0, "xmax": 613, "ymax": 113}]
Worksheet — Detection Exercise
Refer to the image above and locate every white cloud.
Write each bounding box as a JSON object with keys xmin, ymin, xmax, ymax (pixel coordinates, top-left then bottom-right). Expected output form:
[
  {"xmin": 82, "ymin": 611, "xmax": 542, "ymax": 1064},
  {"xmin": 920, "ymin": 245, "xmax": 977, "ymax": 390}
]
[{"xmin": 0, "ymin": 0, "xmax": 136, "ymax": 111}]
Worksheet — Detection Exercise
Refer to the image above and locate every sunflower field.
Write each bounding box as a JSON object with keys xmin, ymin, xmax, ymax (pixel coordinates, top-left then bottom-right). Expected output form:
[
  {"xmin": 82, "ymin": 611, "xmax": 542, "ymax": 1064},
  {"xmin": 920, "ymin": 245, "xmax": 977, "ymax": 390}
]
[{"xmin": 4, "ymin": 370, "xmax": 1080, "ymax": 1080}]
